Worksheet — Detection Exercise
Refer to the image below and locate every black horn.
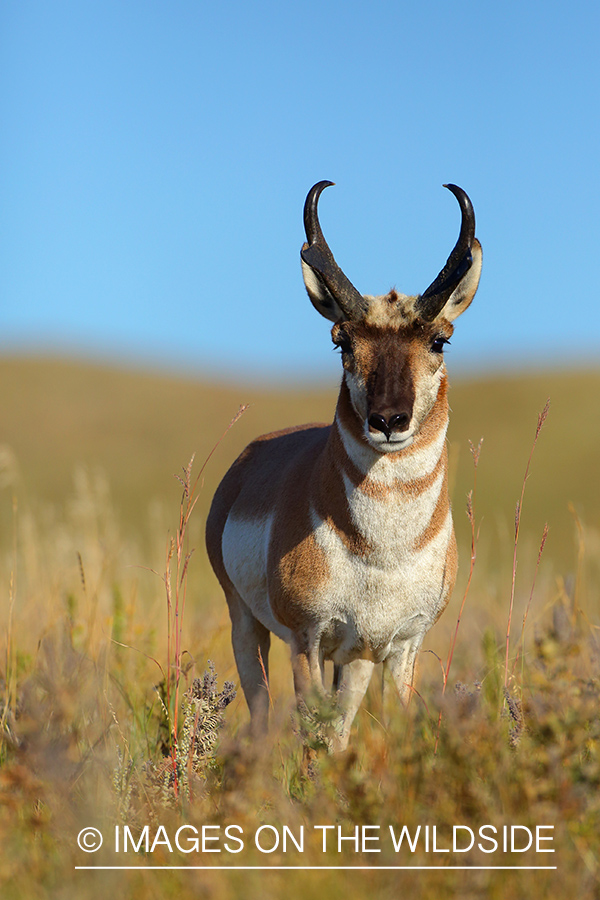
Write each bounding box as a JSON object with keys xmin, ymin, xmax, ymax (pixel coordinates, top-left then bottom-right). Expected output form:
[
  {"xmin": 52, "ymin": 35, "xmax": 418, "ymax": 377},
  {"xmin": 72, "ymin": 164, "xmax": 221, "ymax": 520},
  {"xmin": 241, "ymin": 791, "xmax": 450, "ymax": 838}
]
[
  {"xmin": 415, "ymin": 184, "xmax": 476, "ymax": 322},
  {"xmin": 301, "ymin": 181, "xmax": 369, "ymax": 321}
]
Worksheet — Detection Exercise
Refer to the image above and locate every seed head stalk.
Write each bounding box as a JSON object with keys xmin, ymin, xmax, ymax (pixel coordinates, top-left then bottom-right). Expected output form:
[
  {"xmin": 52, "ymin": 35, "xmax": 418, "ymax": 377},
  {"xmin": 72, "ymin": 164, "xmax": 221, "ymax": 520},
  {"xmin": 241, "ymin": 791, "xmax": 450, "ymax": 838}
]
[
  {"xmin": 165, "ymin": 405, "xmax": 248, "ymax": 793},
  {"xmin": 511, "ymin": 523, "xmax": 549, "ymax": 679},
  {"xmin": 433, "ymin": 438, "xmax": 482, "ymax": 755},
  {"xmin": 504, "ymin": 400, "xmax": 550, "ymax": 690}
]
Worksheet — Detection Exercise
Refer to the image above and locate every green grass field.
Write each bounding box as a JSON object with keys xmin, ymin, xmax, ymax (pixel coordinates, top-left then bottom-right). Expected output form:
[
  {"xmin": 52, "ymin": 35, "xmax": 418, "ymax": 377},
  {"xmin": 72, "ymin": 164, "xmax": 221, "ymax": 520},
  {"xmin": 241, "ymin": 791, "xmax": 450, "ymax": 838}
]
[{"xmin": 0, "ymin": 356, "xmax": 598, "ymax": 899}]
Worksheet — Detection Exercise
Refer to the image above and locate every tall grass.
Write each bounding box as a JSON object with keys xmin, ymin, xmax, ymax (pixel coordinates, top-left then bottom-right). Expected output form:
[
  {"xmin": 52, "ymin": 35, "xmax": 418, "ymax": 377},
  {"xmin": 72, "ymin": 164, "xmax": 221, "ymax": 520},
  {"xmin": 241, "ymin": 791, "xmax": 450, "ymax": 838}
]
[
  {"xmin": 504, "ymin": 399, "xmax": 550, "ymax": 690},
  {"xmin": 433, "ymin": 437, "xmax": 482, "ymax": 755},
  {"xmin": 0, "ymin": 383, "xmax": 598, "ymax": 899}
]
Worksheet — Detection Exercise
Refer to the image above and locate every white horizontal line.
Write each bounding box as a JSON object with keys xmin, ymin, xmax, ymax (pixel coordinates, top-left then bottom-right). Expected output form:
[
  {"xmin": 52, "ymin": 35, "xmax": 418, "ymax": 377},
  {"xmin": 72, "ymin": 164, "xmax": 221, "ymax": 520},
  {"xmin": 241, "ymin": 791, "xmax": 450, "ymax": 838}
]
[{"xmin": 75, "ymin": 866, "xmax": 558, "ymax": 871}]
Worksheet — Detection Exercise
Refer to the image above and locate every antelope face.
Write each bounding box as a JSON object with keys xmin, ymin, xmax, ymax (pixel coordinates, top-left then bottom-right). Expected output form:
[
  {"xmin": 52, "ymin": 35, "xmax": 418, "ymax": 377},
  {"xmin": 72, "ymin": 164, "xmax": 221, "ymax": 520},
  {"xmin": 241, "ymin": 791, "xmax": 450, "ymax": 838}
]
[
  {"xmin": 331, "ymin": 308, "xmax": 454, "ymax": 453},
  {"xmin": 300, "ymin": 181, "xmax": 482, "ymax": 453}
]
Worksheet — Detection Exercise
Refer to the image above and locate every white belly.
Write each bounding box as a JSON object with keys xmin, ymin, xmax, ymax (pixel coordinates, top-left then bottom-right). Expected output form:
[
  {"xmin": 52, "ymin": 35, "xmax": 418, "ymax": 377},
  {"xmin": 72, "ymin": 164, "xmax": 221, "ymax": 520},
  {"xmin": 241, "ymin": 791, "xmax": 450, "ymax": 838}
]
[{"xmin": 221, "ymin": 511, "xmax": 293, "ymax": 643}]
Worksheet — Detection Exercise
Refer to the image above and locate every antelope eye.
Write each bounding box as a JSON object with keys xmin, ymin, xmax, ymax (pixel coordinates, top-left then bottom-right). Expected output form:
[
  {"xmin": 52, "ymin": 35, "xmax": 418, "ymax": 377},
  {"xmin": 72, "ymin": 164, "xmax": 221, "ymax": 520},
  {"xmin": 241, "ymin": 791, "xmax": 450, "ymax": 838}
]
[
  {"xmin": 431, "ymin": 336, "xmax": 449, "ymax": 354},
  {"xmin": 333, "ymin": 334, "xmax": 353, "ymax": 355}
]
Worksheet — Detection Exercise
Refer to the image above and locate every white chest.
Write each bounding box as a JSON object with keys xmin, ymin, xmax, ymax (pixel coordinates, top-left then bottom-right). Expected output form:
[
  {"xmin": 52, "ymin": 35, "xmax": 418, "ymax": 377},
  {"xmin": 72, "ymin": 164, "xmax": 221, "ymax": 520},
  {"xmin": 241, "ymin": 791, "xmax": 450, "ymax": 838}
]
[
  {"xmin": 310, "ymin": 488, "xmax": 453, "ymax": 663},
  {"xmin": 220, "ymin": 415, "xmax": 453, "ymax": 663},
  {"xmin": 308, "ymin": 420, "xmax": 453, "ymax": 663}
]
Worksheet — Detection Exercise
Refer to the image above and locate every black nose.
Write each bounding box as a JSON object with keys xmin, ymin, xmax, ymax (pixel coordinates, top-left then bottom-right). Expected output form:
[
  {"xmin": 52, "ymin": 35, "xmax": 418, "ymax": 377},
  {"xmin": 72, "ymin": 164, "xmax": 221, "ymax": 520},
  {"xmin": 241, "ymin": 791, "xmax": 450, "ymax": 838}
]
[{"xmin": 368, "ymin": 412, "xmax": 410, "ymax": 440}]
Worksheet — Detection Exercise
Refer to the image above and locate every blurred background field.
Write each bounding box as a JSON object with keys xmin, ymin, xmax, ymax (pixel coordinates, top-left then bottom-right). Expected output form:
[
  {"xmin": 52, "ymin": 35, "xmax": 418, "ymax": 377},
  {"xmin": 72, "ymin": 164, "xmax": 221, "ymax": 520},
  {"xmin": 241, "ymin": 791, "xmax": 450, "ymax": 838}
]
[
  {"xmin": 0, "ymin": 355, "xmax": 599, "ymax": 899},
  {"xmin": 1, "ymin": 353, "xmax": 598, "ymax": 584}
]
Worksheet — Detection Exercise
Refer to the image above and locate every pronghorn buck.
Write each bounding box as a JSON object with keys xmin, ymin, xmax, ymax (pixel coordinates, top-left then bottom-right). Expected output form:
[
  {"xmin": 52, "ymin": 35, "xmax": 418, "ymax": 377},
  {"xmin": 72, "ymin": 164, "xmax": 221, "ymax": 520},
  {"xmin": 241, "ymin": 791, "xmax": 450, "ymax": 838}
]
[{"xmin": 206, "ymin": 181, "xmax": 482, "ymax": 751}]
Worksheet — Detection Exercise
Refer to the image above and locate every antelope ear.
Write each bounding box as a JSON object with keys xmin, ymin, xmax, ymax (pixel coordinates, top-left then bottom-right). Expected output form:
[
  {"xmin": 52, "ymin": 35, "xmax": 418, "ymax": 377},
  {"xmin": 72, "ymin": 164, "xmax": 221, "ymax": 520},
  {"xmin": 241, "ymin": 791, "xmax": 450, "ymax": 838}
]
[
  {"xmin": 437, "ymin": 239, "xmax": 482, "ymax": 323},
  {"xmin": 301, "ymin": 249, "xmax": 346, "ymax": 323}
]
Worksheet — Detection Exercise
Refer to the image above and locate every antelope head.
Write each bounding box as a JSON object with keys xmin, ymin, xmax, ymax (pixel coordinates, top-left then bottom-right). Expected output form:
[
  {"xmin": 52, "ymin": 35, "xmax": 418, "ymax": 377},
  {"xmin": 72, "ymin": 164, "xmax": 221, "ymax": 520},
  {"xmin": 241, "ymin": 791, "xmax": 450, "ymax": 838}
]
[{"xmin": 301, "ymin": 182, "xmax": 482, "ymax": 453}]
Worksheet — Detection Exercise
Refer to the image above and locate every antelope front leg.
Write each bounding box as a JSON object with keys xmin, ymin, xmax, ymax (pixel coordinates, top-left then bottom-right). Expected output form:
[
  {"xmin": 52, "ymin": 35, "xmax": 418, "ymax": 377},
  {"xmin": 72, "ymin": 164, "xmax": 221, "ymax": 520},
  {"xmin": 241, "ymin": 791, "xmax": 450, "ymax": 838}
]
[
  {"xmin": 290, "ymin": 641, "xmax": 328, "ymax": 774},
  {"xmin": 332, "ymin": 658, "xmax": 375, "ymax": 752},
  {"xmin": 385, "ymin": 635, "xmax": 425, "ymax": 705},
  {"xmin": 291, "ymin": 640, "xmax": 326, "ymax": 710}
]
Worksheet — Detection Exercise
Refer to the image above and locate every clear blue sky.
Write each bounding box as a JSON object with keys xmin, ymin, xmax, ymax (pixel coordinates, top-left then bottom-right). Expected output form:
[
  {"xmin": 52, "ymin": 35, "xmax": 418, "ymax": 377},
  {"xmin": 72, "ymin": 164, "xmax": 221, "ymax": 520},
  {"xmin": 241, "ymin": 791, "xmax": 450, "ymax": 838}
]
[{"xmin": 1, "ymin": 1, "xmax": 599, "ymax": 383}]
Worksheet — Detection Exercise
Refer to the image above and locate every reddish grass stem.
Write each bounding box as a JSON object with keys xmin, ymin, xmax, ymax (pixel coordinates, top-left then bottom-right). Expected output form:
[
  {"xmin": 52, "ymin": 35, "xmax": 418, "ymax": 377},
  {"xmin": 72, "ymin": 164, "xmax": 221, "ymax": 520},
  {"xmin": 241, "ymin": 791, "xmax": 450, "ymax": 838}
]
[
  {"xmin": 433, "ymin": 438, "xmax": 482, "ymax": 755},
  {"xmin": 1, "ymin": 497, "xmax": 18, "ymax": 741},
  {"xmin": 504, "ymin": 400, "xmax": 550, "ymax": 690},
  {"xmin": 511, "ymin": 523, "xmax": 549, "ymax": 678},
  {"xmin": 164, "ymin": 404, "xmax": 248, "ymax": 793}
]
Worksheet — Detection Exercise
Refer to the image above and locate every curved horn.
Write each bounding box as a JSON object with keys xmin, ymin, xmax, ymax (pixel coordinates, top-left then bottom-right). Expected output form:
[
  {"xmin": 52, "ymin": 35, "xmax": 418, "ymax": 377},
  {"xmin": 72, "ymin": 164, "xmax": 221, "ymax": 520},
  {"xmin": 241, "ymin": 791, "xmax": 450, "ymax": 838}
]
[
  {"xmin": 301, "ymin": 181, "xmax": 369, "ymax": 321},
  {"xmin": 416, "ymin": 184, "xmax": 476, "ymax": 322}
]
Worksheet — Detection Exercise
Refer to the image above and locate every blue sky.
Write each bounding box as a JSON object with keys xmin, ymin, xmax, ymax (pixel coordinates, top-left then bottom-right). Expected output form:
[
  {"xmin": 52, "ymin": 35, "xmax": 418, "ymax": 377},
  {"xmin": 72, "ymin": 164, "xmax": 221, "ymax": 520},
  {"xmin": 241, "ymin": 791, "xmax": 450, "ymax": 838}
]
[{"xmin": 1, "ymin": 1, "xmax": 599, "ymax": 383}]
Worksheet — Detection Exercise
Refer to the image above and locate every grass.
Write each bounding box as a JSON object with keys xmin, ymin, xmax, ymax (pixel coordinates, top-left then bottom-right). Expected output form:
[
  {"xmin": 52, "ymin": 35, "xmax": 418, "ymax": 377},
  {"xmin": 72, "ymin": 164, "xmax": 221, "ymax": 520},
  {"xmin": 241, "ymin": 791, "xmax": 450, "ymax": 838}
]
[{"xmin": 0, "ymin": 355, "xmax": 599, "ymax": 899}]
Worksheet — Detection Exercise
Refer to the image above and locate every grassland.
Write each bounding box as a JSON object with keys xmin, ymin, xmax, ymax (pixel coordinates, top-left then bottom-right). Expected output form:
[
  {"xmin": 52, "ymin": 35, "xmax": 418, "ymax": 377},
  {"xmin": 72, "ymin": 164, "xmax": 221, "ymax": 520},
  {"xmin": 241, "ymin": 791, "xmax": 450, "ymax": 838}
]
[{"xmin": 0, "ymin": 355, "xmax": 599, "ymax": 899}]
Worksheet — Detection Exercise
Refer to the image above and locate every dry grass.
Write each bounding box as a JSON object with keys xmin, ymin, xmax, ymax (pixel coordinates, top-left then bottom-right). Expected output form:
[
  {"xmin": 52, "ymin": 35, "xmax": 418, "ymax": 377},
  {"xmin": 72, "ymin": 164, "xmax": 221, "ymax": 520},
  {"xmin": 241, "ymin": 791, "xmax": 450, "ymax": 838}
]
[{"xmin": 0, "ymin": 357, "xmax": 599, "ymax": 899}]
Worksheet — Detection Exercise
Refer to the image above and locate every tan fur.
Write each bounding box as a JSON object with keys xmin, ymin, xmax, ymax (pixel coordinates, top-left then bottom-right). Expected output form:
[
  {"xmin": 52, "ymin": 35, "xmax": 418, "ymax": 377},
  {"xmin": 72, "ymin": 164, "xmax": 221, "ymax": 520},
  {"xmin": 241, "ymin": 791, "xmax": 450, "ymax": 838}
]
[{"xmin": 205, "ymin": 185, "xmax": 481, "ymax": 751}]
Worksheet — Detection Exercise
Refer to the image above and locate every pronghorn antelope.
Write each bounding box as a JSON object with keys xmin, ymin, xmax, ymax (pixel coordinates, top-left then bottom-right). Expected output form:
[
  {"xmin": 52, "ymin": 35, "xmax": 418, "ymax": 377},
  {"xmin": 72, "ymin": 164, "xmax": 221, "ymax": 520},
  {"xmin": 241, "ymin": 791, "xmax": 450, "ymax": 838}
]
[{"xmin": 206, "ymin": 181, "xmax": 482, "ymax": 751}]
